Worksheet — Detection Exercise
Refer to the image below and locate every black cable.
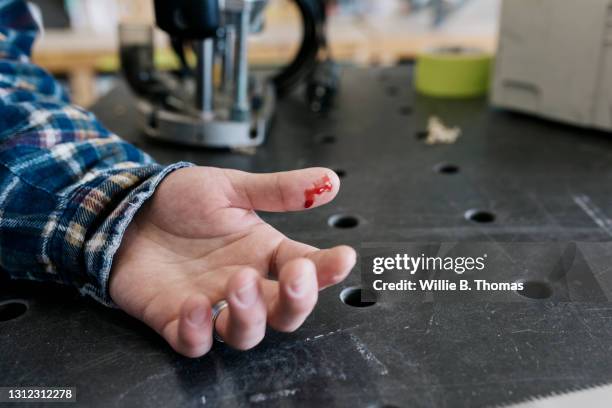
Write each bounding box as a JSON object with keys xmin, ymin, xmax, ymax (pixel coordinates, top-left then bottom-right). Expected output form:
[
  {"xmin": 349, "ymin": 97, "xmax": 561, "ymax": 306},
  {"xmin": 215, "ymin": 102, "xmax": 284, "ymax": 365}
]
[
  {"xmin": 271, "ymin": 0, "xmax": 327, "ymax": 96},
  {"xmin": 170, "ymin": 36, "xmax": 192, "ymax": 79}
]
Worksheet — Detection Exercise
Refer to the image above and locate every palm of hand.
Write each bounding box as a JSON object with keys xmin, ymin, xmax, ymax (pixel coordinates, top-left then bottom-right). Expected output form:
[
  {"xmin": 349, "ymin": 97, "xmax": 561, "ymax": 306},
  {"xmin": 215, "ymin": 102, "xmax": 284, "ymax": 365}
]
[{"xmin": 110, "ymin": 166, "xmax": 355, "ymax": 357}]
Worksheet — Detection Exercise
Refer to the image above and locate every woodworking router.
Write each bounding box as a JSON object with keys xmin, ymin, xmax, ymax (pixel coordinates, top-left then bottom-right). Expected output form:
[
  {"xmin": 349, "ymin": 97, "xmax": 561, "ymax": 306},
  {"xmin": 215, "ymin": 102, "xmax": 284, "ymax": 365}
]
[{"xmin": 119, "ymin": 0, "xmax": 333, "ymax": 148}]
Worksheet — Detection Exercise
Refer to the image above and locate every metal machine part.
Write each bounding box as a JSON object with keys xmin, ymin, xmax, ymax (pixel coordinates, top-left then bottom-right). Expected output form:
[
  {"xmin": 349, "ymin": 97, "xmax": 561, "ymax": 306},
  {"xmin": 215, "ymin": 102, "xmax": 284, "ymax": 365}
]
[
  {"xmin": 503, "ymin": 383, "xmax": 612, "ymax": 408},
  {"xmin": 150, "ymin": 0, "xmax": 269, "ymax": 148},
  {"xmin": 137, "ymin": 82, "xmax": 274, "ymax": 147},
  {"xmin": 120, "ymin": 0, "xmax": 330, "ymax": 148}
]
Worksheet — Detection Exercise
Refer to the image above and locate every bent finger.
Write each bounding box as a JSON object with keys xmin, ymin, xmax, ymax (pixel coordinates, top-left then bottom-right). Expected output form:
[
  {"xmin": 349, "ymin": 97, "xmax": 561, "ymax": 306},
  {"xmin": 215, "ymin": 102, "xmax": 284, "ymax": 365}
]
[
  {"xmin": 273, "ymin": 239, "xmax": 356, "ymax": 289},
  {"xmin": 266, "ymin": 258, "xmax": 318, "ymax": 332},
  {"xmin": 175, "ymin": 294, "xmax": 214, "ymax": 357},
  {"xmin": 215, "ymin": 268, "xmax": 267, "ymax": 350}
]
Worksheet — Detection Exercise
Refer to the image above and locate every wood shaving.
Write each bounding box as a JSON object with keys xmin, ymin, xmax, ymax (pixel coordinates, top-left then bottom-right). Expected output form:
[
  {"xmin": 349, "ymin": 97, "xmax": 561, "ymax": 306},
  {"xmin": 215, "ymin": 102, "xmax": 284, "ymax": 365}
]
[{"xmin": 425, "ymin": 116, "xmax": 461, "ymax": 145}]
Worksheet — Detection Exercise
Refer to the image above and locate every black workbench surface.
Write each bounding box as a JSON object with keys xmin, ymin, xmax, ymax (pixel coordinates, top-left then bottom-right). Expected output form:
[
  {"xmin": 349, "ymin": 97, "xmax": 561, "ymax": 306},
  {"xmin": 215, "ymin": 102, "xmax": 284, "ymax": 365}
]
[{"xmin": 3, "ymin": 66, "xmax": 612, "ymax": 407}]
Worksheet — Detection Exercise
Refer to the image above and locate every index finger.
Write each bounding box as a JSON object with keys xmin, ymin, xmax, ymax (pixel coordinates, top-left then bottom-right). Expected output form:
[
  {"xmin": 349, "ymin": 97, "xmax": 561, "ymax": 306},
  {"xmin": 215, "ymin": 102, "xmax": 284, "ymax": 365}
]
[{"xmin": 222, "ymin": 167, "xmax": 341, "ymax": 212}]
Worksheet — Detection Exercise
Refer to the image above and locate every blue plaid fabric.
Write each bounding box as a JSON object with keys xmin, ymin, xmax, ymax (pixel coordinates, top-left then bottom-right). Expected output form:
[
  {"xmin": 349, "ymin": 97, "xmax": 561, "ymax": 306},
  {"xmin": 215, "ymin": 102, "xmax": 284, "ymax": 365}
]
[{"xmin": 0, "ymin": 0, "xmax": 192, "ymax": 306}]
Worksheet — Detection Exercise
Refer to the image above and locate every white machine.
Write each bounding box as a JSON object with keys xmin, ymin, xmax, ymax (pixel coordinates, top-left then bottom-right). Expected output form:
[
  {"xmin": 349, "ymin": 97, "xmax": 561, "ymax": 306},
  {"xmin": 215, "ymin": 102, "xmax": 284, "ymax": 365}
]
[{"xmin": 491, "ymin": 0, "xmax": 612, "ymax": 132}]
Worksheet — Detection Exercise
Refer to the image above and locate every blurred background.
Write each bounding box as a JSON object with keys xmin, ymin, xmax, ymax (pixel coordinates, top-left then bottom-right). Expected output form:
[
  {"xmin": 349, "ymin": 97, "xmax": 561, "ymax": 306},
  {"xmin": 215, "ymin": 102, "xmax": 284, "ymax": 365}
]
[{"xmin": 29, "ymin": 0, "xmax": 500, "ymax": 107}]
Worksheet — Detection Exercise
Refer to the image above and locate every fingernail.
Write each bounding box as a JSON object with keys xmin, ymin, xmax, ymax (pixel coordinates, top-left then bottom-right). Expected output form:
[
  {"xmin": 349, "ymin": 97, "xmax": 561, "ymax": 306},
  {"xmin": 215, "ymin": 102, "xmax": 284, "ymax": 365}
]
[
  {"xmin": 235, "ymin": 280, "xmax": 258, "ymax": 307},
  {"xmin": 188, "ymin": 305, "xmax": 206, "ymax": 326},
  {"xmin": 289, "ymin": 274, "xmax": 310, "ymax": 297}
]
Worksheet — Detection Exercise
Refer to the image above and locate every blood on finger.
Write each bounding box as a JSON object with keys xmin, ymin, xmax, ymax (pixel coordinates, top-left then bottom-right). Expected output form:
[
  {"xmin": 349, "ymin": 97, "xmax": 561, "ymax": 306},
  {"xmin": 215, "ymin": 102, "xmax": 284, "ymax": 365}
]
[{"xmin": 304, "ymin": 175, "xmax": 333, "ymax": 208}]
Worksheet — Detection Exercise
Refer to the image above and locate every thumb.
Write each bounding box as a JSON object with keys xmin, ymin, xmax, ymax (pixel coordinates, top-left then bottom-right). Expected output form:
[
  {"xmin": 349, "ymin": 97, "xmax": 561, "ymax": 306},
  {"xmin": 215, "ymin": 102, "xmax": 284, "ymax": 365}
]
[{"xmin": 222, "ymin": 167, "xmax": 341, "ymax": 212}]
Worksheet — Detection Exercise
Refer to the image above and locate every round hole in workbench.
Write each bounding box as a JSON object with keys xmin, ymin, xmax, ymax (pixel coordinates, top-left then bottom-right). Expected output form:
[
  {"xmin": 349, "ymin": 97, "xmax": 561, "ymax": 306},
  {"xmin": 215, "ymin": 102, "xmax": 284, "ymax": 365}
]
[
  {"xmin": 464, "ymin": 209, "xmax": 495, "ymax": 223},
  {"xmin": 0, "ymin": 300, "xmax": 28, "ymax": 322},
  {"xmin": 516, "ymin": 281, "xmax": 553, "ymax": 300},
  {"xmin": 416, "ymin": 130, "xmax": 428, "ymax": 140},
  {"xmin": 328, "ymin": 214, "xmax": 359, "ymax": 229},
  {"xmin": 387, "ymin": 86, "xmax": 399, "ymax": 96},
  {"xmin": 147, "ymin": 112, "xmax": 158, "ymax": 129},
  {"xmin": 340, "ymin": 287, "xmax": 376, "ymax": 308},
  {"xmin": 434, "ymin": 163, "xmax": 460, "ymax": 174},
  {"xmin": 333, "ymin": 169, "xmax": 347, "ymax": 178},
  {"xmin": 319, "ymin": 134, "xmax": 336, "ymax": 144},
  {"xmin": 399, "ymin": 106, "xmax": 413, "ymax": 116}
]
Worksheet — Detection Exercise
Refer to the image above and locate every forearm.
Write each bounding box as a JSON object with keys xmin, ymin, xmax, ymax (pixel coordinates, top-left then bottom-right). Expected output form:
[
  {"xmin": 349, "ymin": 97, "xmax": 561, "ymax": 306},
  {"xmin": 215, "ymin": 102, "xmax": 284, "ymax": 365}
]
[{"xmin": 0, "ymin": 0, "xmax": 192, "ymax": 305}]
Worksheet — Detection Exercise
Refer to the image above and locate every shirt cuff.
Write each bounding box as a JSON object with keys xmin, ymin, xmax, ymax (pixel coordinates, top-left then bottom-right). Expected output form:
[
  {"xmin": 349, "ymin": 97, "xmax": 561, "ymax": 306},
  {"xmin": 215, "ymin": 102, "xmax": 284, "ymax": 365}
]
[{"xmin": 78, "ymin": 161, "xmax": 194, "ymax": 307}]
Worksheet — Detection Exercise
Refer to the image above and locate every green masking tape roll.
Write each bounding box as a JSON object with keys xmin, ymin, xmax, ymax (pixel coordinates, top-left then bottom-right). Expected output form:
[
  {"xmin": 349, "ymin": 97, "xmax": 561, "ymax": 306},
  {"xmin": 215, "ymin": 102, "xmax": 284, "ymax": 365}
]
[{"xmin": 415, "ymin": 47, "xmax": 493, "ymax": 98}]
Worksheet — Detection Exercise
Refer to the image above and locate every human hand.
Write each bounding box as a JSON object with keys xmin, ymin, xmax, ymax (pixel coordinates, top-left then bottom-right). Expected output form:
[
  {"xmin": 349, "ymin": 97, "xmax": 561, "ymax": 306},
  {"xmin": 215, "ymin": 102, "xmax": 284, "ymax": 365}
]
[{"xmin": 109, "ymin": 166, "xmax": 356, "ymax": 357}]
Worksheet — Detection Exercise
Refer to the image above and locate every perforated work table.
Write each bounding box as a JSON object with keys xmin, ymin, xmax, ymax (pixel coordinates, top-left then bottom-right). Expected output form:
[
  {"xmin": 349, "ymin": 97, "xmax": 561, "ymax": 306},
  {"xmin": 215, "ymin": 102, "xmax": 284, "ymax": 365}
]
[{"xmin": 2, "ymin": 66, "xmax": 612, "ymax": 408}]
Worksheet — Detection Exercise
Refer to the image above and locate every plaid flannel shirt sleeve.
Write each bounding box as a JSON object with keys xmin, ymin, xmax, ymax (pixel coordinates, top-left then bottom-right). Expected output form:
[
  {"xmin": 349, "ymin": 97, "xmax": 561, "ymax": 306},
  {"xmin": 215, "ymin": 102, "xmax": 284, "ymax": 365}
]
[{"xmin": 0, "ymin": 0, "xmax": 193, "ymax": 306}]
